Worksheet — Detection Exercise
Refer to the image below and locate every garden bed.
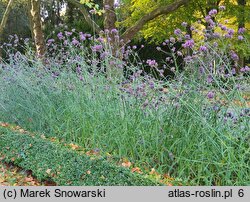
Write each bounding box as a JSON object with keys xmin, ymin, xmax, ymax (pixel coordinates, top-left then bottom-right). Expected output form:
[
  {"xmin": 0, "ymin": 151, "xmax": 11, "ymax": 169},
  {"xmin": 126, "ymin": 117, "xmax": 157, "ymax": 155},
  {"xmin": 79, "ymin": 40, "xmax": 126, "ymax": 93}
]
[{"xmin": 0, "ymin": 125, "xmax": 161, "ymax": 186}]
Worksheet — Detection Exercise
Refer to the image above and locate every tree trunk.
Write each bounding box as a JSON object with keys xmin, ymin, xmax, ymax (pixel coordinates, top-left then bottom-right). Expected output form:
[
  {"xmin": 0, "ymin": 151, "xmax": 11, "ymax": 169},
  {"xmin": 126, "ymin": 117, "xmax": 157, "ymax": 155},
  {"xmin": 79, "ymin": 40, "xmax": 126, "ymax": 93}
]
[
  {"xmin": 27, "ymin": 0, "xmax": 35, "ymax": 41},
  {"xmin": 30, "ymin": 0, "xmax": 46, "ymax": 58},
  {"xmin": 56, "ymin": 0, "xmax": 61, "ymax": 25},
  {"xmin": 103, "ymin": 0, "xmax": 116, "ymax": 31},
  {"xmin": 66, "ymin": 1, "xmax": 74, "ymax": 24},
  {"xmin": 237, "ymin": 0, "xmax": 246, "ymax": 70},
  {"xmin": 0, "ymin": 0, "xmax": 14, "ymax": 61},
  {"xmin": 103, "ymin": 0, "xmax": 123, "ymax": 79}
]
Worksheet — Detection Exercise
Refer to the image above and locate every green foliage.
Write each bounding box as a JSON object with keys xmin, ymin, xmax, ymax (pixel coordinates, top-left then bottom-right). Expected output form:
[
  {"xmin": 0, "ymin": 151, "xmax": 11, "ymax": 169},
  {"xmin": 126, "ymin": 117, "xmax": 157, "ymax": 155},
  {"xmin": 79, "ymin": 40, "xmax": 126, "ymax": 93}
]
[
  {"xmin": 0, "ymin": 0, "xmax": 30, "ymax": 40},
  {"xmin": 80, "ymin": 0, "xmax": 104, "ymax": 15},
  {"xmin": 119, "ymin": 0, "xmax": 199, "ymax": 43},
  {"xmin": 0, "ymin": 7, "xmax": 250, "ymax": 185},
  {"xmin": 119, "ymin": 0, "xmax": 250, "ymax": 50},
  {"xmin": 0, "ymin": 45, "xmax": 249, "ymax": 185},
  {"xmin": 0, "ymin": 128, "xmax": 160, "ymax": 185}
]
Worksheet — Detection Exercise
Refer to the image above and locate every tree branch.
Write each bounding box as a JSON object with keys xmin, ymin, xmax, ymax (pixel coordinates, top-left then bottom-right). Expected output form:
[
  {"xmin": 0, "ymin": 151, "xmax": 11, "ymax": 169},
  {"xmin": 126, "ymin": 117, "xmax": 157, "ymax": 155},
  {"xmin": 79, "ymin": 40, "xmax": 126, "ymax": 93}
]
[
  {"xmin": 66, "ymin": 0, "xmax": 102, "ymax": 33},
  {"xmin": 197, "ymin": 2, "xmax": 207, "ymax": 18},
  {"xmin": 0, "ymin": 0, "xmax": 14, "ymax": 36},
  {"xmin": 121, "ymin": 0, "xmax": 190, "ymax": 44},
  {"xmin": 0, "ymin": 0, "xmax": 14, "ymax": 60}
]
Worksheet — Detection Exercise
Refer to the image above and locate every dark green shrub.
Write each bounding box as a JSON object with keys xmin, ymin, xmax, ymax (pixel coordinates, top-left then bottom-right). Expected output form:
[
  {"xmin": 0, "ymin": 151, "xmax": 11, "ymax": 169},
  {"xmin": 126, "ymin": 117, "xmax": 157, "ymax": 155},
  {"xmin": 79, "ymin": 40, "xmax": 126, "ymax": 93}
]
[{"xmin": 0, "ymin": 128, "xmax": 160, "ymax": 186}]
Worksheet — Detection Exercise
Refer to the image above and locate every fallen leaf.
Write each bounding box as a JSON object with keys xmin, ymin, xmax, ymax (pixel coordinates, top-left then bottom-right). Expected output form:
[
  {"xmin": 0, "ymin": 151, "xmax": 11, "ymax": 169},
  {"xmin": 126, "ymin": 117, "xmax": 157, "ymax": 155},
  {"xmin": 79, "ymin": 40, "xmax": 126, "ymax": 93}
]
[
  {"xmin": 69, "ymin": 143, "xmax": 79, "ymax": 150},
  {"xmin": 41, "ymin": 134, "xmax": 46, "ymax": 139},
  {"xmin": 0, "ymin": 162, "xmax": 44, "ymax": 186},
  {"xmin": 149, "ymin": 168, "xmax": 161, "ymax": 180},
  {"xmin": 24, "ymin": 177, "xmax": 33, "ymax": 182},
  {"xmin": 162, "ymin": 88, "xmax": 169, "ymax": 93},
  {"xmin": 131, "ymin": 167, "xmax": 143, "ymax": 174},
  {"xmin": 163, "ymin": 174, "xmax": 174, "ymax": 181},
  {"xmin": 122, "ymin": 161, "xmax": 132, "ymax": 168},
  {"xmin": 86, "ymin": 149, "xmax": 99, "ymax": 156},
  {"xmin": 50, "ymin": 137, "xmax": 57, "ymax": 142},
  {"xmin": 14, "ymin": 126, "xmax": 21, "ymax": 130},
  {"xmin": 46, "ymin": 169, "xmax": 52, "ymax": 175},
  {"xmin": 19, "ymin": 129, "xmax": 25, "ymax": 133},
  {"xmin": 0, "ymin": 122, "xmax": 9, "ymax": 127},
  {"xmin": 149, "ymin": 168, "xmax": 156, "ymax": 175}
]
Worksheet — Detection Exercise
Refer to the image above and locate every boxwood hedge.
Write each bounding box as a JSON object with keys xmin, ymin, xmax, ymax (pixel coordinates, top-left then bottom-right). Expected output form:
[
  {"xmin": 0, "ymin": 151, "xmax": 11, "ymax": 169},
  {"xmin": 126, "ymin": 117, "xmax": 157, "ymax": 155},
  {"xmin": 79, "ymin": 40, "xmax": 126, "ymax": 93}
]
[{"xmin": 0, "ymin": 127, "xmax": 160, "ymax": 186}]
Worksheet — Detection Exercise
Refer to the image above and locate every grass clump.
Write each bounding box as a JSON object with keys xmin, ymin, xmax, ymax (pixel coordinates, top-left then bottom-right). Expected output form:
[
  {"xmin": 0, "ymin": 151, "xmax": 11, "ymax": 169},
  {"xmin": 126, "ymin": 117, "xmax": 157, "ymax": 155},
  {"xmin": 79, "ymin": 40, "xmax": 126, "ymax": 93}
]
[{"xmin": 0, "ymin": 55, "xmax": 249, "ymax": 185}]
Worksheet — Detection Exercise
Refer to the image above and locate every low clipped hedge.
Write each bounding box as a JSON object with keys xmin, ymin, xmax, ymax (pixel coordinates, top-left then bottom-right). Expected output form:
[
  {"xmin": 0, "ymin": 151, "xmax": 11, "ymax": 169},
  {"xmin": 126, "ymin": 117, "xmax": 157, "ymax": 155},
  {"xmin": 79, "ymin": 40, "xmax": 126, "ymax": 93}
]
[{"xmin": 0, "ymin": 127, "xmax": 160, "ymax": 185}]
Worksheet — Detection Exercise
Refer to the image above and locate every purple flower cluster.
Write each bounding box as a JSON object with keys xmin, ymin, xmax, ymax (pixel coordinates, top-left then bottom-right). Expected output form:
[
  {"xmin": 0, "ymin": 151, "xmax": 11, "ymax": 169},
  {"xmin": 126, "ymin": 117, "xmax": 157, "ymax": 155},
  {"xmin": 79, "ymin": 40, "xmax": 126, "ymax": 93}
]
[
  {"xmin": 238, "ymin": 35, "xmax": 244, "ymax": 41},
  {"xmin": 184, "ymin": 34, "xmax": 190, "ymax": 40},
  {"xmin": 174, "ymin": 29, "xmax": 182, "ymax": 36},
  {"xmin": 79, "ymin": 32, "xmax": 86, "ymax": 41},
  {"xmin": 170, "ymin": 37, "xmax": 176, "ymax": 43},
  {"xmin": 57, "ymin": 32, "xmax": 64, "ymax": 40},
  {"xmin": 182, "ymin": 39, "xmax": 195, "ymax": 49},
  {"xmin": 208, "ymin": 9, "xmax": 217, "ymax": 16},
  {"xmin": 72, "ymin": 38, "xmax": 80, "ymax": 46},
  {"xmin": 181, "ymin": 22, "xmax": 188, "ymax": 27},
  {"xmin": 199, "ymin": 45, "xmax": 207, "ymax": 52},
  {"xmin": 230, "ymin": 51, "xmax": 239, "ymax": 62},
  {"xmin": 47, "ymin": 39, "xmax": 55, "ymax": 45},
  {"xmin": 146, "ymin": 59, "xmax": 158, "ymax": 67},
  {"xmin": 65, "ymin": 31, "xmax": 73, "ymax": 36},
  {"xmin": 219, "ymin": 6, "xmax": 226, "ymax": 11},
  {"xmin": 205, "ymin": 15, "xmax": 211, "ymax": 22},
  {"xmin": 238, "ymin": 27, "xmax": 246, "ymax": 34},
  {"xmin": 240, "ymin": 66, "xmax": 250, "ymax": 73},
  {"xmin": 91, "ymin": 45, "xmax": 103, "ymax": 52},
  {"xmin": 225, "ymin": 29, "xmax": 234, "ymax": 38},
  {"xmin": 218, "ymin": 24, "xmax": 227, "ymax": 31},
  {"xmin": 111, "ymin": 28, "xmax": 119, "ymax": 34}
]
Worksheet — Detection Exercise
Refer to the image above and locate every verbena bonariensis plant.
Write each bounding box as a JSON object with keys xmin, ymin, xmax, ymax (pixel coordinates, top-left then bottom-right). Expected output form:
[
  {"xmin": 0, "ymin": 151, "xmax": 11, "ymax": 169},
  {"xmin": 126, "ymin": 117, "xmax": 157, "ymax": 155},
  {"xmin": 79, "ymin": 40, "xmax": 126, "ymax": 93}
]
[{"xmin": 0, "ymin": 9, "xmax": 249, "ymax": 185}]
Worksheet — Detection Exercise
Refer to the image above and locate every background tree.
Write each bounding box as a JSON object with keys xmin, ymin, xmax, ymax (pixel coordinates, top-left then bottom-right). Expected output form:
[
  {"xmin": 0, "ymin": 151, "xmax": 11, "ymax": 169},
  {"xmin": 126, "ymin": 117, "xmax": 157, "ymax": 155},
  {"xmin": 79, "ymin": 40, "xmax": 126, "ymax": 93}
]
[
  {"xmin": 0, "ymin": 0, "xmax": 13, "ymax": 38},
  {"xmin": 66, "ymin": 0, "xmax": 102, "ymax": 33},
  {"xmin": 0, "ymin": 0, "xmax": 14, "ymax": 59},
  {"xmin": 1, "ymin": 0, "xmax": 249, "ymax": 75},
  {"xmin": 30, "ymin": 0, "xmax": 46, "ymax": 58},
  {"xmin": 237, "ymin": 0, "xmax": 247, "ymax": 67}
]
